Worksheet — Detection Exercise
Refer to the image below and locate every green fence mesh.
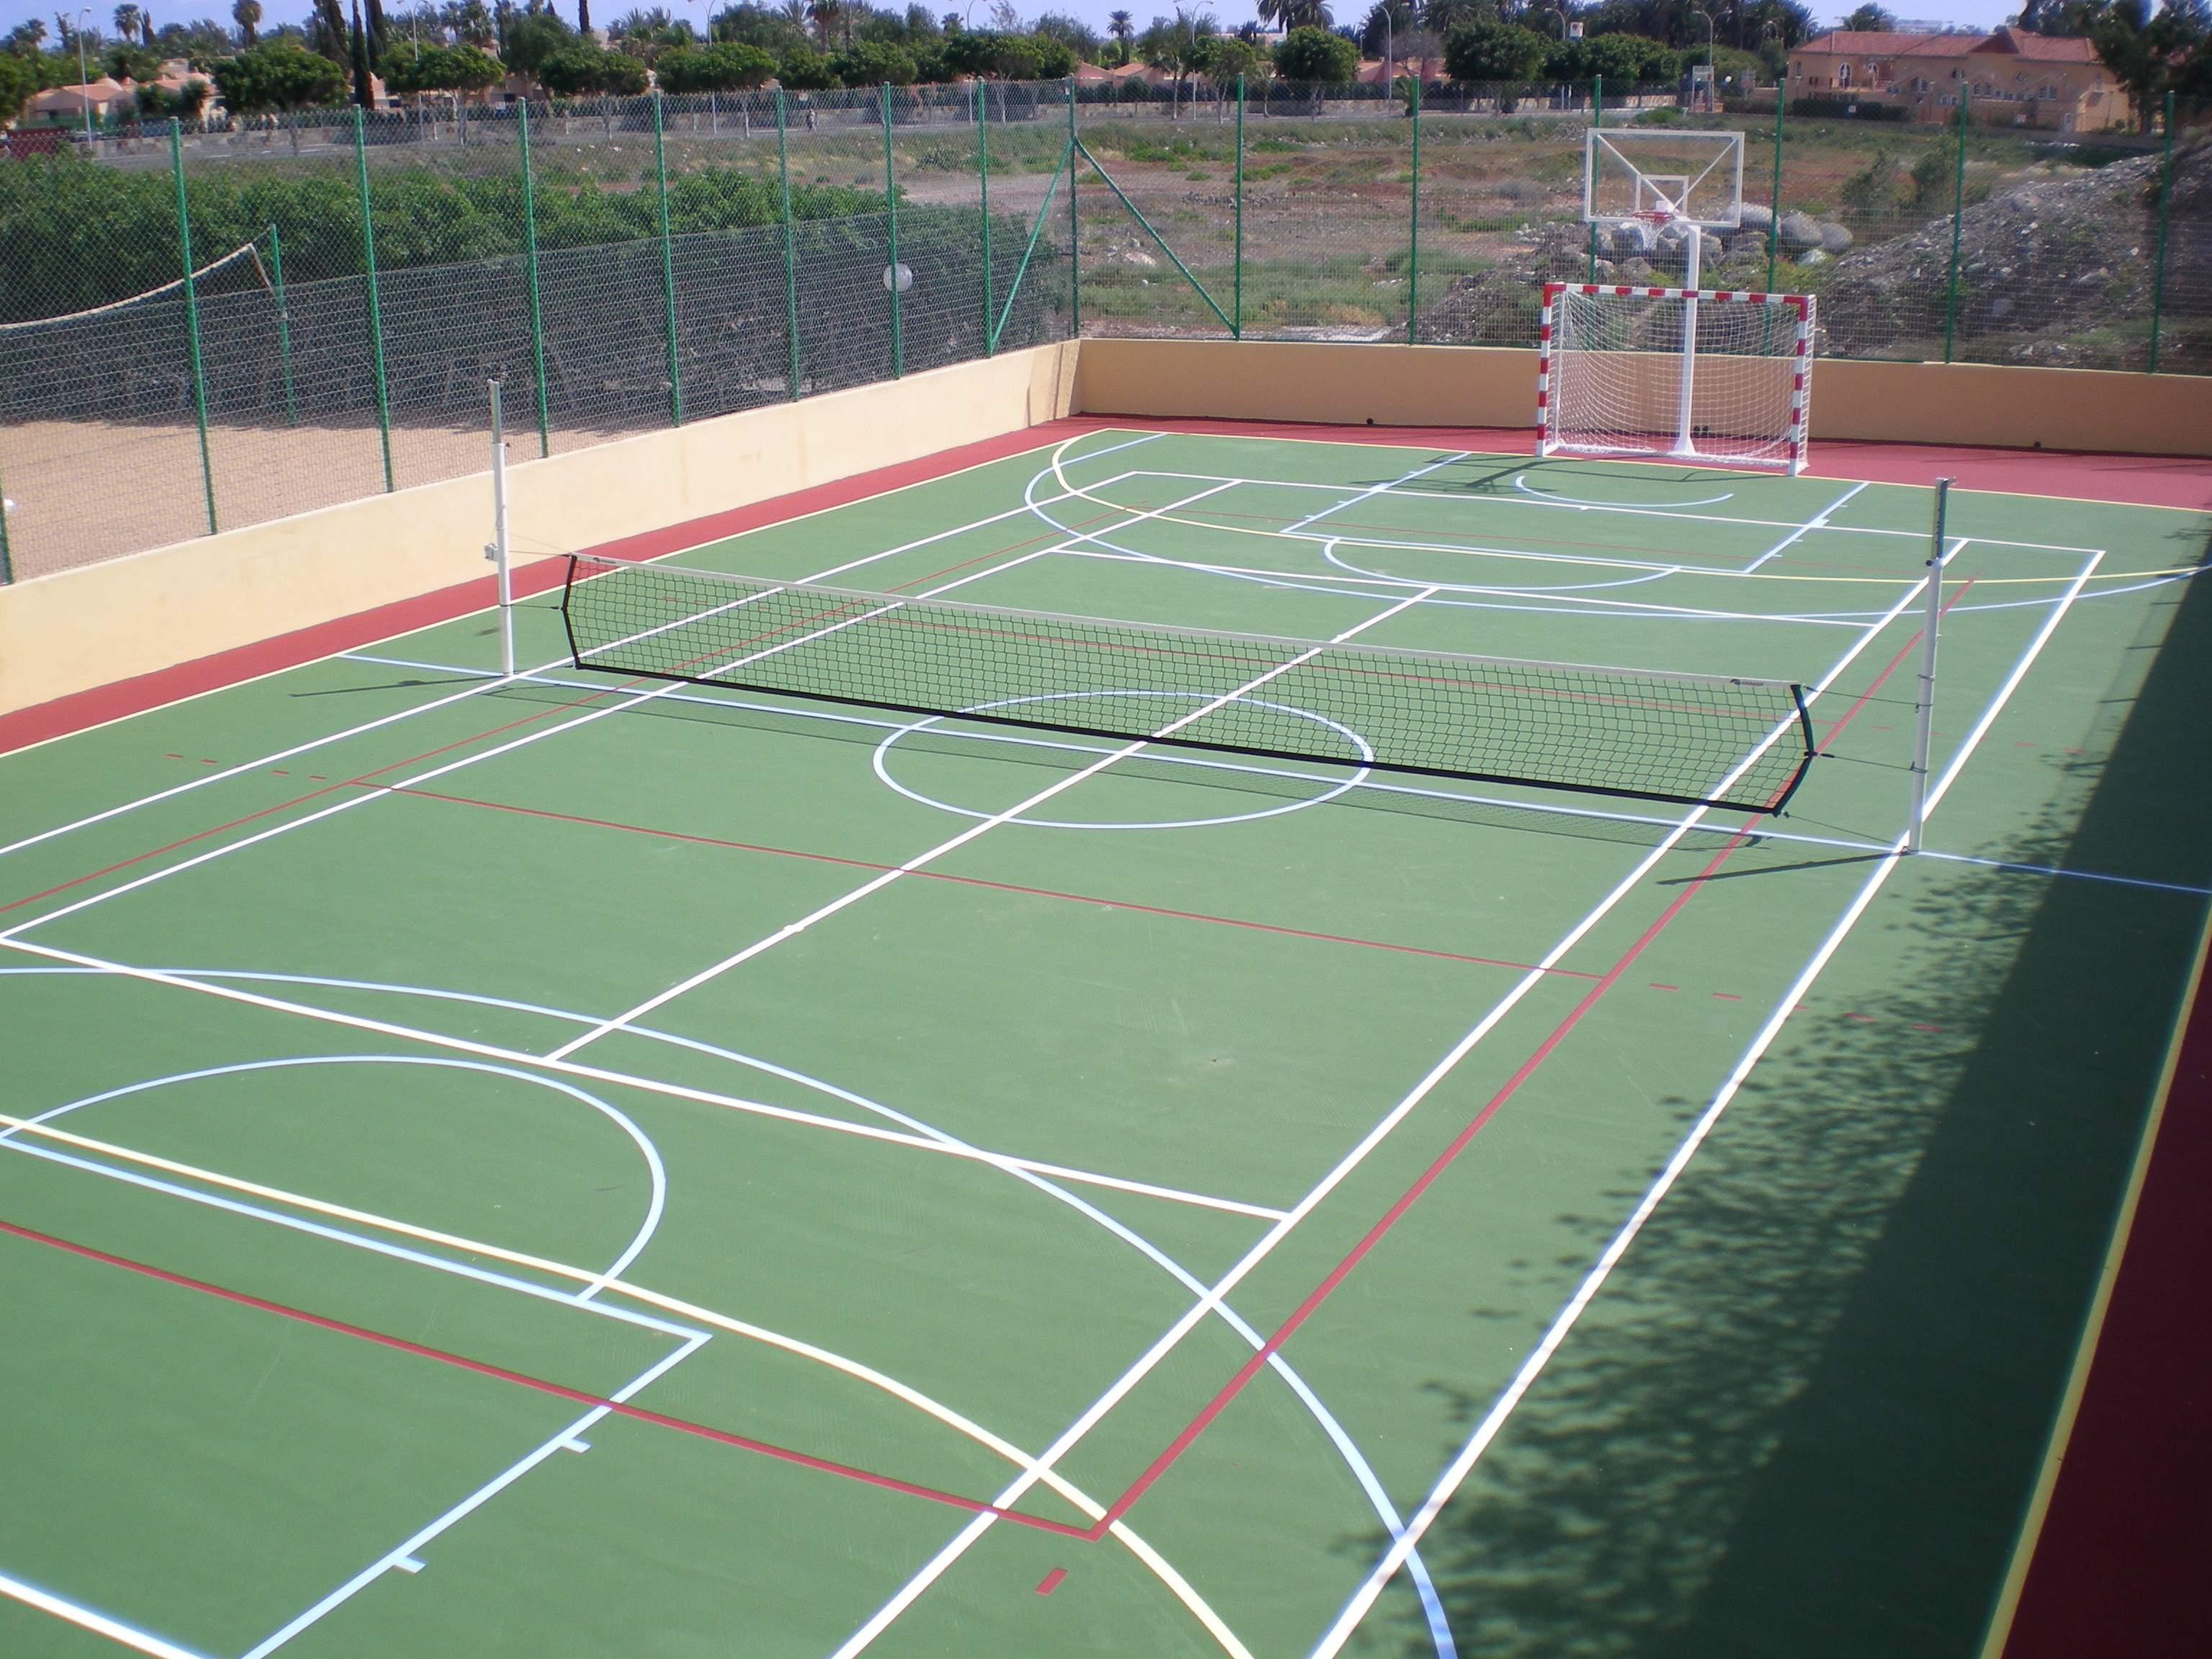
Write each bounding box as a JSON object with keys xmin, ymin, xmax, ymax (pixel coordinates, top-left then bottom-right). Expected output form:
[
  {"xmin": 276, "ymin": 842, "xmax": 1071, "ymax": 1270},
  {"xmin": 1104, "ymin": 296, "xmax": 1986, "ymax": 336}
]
[{"xmin": 0, "ymin": 84, "xmax": 2201, "ymax": 587}]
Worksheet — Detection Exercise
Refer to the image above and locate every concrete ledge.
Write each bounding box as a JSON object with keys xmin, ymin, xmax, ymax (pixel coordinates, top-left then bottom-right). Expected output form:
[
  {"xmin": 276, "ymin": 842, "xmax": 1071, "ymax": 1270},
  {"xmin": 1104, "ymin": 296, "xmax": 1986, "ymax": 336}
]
[{"xmin": 0, "ymin": 343, "xmax": 1076, "ymax": 719}]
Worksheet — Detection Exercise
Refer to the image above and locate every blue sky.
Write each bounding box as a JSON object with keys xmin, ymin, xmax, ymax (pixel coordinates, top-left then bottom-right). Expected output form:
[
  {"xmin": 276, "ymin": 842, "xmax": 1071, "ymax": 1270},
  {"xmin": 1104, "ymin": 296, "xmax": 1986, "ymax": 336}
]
[{"xmin": 0, "ymin": 0, "xmax": 2032, "ymax": 56}]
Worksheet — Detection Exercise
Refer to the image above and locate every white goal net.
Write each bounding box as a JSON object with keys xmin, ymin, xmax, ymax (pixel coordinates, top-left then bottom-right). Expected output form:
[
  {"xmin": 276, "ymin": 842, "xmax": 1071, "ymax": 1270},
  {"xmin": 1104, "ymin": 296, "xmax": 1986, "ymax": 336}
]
[{"xmin": 1537, "ymin": 283, "xmax": 1815, "ymax": 475}]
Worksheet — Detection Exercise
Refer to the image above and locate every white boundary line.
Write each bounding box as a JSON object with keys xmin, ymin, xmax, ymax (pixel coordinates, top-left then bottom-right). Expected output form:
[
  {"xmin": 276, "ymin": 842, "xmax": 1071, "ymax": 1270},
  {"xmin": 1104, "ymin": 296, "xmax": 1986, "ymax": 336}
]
[
  {"xmin": 826, "ymin": 565, "xmax": 1930, "ymax": 1658},
  {"xmin": 545, "ymin": 572, "xmax": 1434, "ymax": 1062},
  {"xmin": 0, "ymin": 474, "xmax": 1226, "ymax": 947},
  {"xmin": 1307, "ymin": 547, "xmax": 2106, "ymax": 1656},
  {"xmin": 1745, "ymin": 479, "xmax": 1869, "ymax": 571},
  {"xmin": 0, "ymin": 432, "xmax": 1163, "ymax": 856},
  {"xmin": 0, "ymin": 1570, "xmax": 210, "ymax": 1659},
  {"xmin": 0, "ymin": 1083, "xmax": 1254, "ymax": 1659},
  {"xmin": 0, "ymin": 960, "xmax": 1283, "ymax": 1220},
  {"xmin": 240, "ymin": 1332, "xmax": 714, "ymax": 1659}
]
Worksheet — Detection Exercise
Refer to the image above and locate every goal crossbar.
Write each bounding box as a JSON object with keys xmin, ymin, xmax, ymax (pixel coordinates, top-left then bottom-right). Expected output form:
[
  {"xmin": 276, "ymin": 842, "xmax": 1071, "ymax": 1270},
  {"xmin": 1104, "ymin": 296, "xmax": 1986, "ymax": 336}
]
[{"xmin": 1537, "ymin": 282, "xmax": 1816, "ymax": 475}]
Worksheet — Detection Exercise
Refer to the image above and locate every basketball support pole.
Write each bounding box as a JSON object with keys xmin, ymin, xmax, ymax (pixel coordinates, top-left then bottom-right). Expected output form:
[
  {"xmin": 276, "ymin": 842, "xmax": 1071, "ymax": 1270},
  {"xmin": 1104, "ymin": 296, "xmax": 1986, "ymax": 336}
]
[
  {"xmin": 1905, "ymin": 477, "xmax": 1952, "ymax": 854},
  {"xmin": 1672, "ymin": 222, "xmax": 1702, "ymax": 459},
  {"xmin": 487, "ymin": 379, "xmax": 516, "ymax": 680}
]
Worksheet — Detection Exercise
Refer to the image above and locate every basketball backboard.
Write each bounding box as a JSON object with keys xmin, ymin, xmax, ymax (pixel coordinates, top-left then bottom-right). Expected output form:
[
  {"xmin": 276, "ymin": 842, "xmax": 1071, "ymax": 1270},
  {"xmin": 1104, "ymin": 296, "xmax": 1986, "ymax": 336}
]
[{"xmin": 1583, "ymin": 128, "xmax": 1745, "ymax": 230}]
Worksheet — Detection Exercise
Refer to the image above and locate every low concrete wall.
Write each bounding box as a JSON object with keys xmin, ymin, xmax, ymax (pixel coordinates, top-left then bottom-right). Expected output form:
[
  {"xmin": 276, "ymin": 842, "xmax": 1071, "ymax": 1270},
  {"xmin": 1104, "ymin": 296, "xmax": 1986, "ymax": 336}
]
[
  {"xmin": 0, "ymin": 343, "xmax": 1076, "ymax": 719},
  {"xmin": 1071, "ymin": 338, "xmax": 2212, "ymax": 458}
]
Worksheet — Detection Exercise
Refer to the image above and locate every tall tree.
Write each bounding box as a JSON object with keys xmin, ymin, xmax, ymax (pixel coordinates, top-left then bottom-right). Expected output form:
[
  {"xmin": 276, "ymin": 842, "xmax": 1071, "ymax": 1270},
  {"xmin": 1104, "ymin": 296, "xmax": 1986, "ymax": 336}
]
[
  {"xmin": 232, "ymin": 0, "xmax": 261, "ymax": 41},
  {"xmin": 1107, "ymin": 6, "xmax": 1133, "ymax": 62},
  {"xmin": 114, "ymin": 4, "xmax": 141, "ymax": 42},
  {"xmin": 349, "ymin": 0, "xmax": 375, "ymax": 102},
  {"xmin": 1839, "ymin": 3, "xmax": 1894, "ymax": 30},
  {"xmin": 2091, "ymin": 0, "xmax": 2208, "ymax": 130}
]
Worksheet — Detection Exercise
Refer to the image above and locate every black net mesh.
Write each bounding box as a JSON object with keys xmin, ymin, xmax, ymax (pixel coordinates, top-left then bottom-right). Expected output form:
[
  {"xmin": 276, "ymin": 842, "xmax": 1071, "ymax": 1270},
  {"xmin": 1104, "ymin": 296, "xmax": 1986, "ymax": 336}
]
[{"xmin": 561, "ymin": 557, "xmax": 1815, "ymax": 813}]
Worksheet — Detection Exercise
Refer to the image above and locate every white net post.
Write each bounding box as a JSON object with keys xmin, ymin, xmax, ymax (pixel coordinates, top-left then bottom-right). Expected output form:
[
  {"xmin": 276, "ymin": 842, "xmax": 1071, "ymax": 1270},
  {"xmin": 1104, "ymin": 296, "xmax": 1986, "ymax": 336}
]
[
  {"xmin": 1905, "ymin": 477, "xmax": 1953, "ymax": 853},
  {"xmin": 487, "ymin": 379, "xmax": 516, "ymax": 680}
]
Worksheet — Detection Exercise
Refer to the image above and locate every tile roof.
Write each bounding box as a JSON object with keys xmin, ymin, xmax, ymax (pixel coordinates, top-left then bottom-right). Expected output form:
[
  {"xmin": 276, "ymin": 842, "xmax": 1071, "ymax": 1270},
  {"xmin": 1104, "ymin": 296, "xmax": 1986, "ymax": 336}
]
[{"xmin": 1797, "ymin": 26, "xmax": 2101, "ymax": 63}]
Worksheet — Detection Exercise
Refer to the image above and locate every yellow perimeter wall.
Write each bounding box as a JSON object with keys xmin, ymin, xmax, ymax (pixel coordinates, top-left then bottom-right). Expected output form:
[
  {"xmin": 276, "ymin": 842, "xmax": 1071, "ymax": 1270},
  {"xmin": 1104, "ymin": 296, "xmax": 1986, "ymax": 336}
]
[
  {"xmin": 4, "ymin": 336, "xmax": 2206, "ymax": 720},
  {"xmin": 1072, "ymin": 339, "xmax": 2212, "ymax": 457},
  {"xmin": 0, "ymin": 344, "xmax": 1077, "ymax": 719}
]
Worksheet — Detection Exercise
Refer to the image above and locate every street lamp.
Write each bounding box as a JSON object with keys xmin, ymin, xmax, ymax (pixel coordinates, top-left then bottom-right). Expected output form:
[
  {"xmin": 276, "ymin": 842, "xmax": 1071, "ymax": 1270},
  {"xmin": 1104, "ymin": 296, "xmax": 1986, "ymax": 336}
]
[
  {"xmin": 73, "ymin": 7, "xmax": 94, "ymax": 146},
  {"xmin": 1694, "ymin": 7, "xmax": 1714, "ymax": 111}
]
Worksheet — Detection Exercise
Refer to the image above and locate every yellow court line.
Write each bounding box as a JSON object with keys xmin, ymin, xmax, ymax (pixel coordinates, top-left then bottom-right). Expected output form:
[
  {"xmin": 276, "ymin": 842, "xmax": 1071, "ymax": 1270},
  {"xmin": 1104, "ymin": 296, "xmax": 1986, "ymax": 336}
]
[{"xmin": 0, "ymin": 1108, "xmax": 1254, "ymax": 1659}]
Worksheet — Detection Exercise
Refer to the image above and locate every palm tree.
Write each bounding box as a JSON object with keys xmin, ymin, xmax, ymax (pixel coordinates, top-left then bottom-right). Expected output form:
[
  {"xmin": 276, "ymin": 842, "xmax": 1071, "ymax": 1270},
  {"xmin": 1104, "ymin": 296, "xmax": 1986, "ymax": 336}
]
[
  {"xmin": 231, "ymin": 0, "xmax": 261, "ymax": 40},
  {"xmin": 1107, "ymin": 7, "xmax": 1131, "ymax": 62},
  {"xmin": 1259, "ymin": 0, "xmax": 1331, "ymax": 29},
  {"xmin": 804, "ymin": 0, "xmax": 842, "ymax": 45},
  {"xmin": 1418, "ymin": 0, "xmax": 1471, "ymax": 32},
  {"xmin": 114, "ymin": 3, "xmax": 142, "ymax": 40}
]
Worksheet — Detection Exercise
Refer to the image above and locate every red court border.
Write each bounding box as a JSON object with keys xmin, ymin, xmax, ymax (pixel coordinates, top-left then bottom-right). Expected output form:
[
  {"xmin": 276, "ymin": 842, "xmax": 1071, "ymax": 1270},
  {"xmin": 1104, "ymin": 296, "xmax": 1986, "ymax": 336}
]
[
  {"xmin": 2000, "ymin": 920, "xmax": 2212, "ymax": 1659},
  {"xmin": 4, "ymin": 415, "xmax": 2208, "ymax": 1628}
]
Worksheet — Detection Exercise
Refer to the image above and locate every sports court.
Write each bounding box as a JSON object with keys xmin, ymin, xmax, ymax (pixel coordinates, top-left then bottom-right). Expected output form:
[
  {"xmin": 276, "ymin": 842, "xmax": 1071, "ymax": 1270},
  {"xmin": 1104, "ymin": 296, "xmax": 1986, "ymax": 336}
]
[{"xmin": 5, "ymin": 412, "xmax": 2210, "ymax": 1658}]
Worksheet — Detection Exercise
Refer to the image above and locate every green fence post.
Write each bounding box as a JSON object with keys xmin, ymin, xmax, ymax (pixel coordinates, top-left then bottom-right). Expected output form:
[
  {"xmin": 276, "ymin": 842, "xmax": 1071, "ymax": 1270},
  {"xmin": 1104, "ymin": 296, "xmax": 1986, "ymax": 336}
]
[
  {"xmin": 1943, "ymin": 84, "xmax": 1969, "ymax": 365},
  {"xmin": 653, "ymin": 91, "xmax": 683, "ymax": 426},
  {"xmin": 976, "ymin": 79, "xmax": 994, "ymax": 358},
  {"xmin": 1586, "ymin": 77, "xmax": 1602, "ymax": 282},
  {"xmin": 1068, "ymin": 79, "xmax": 1081, "ymax": 336},
  {"xmin": 1407, "ymin": 76, "xmax": 1421, "ymax": 346},
  {"xmin": 1233, "ymin": 76, "xmax": 1245, "ymax": 339},
  {"xmin": 352, "ymin": 107, "xmax": 395, "ymax": 493},
  {"xmin": 0, "ymin": 463, "xmax": 12, "ymax": 582},
  {"xmin": 1766, "ymin": 91, "xmax": 1784, "ymax": 292},
  {"xmin": 171, "ymin": 121, "xmax": 220, "ymax": 535},
  {"xmin": 267, "ymin": 220, "xmax": 299, "ymax": 428},
  {"xmin": 884, "ymin": 83, "xmax": 904, "ymax": 377},
  {"xmin": 778, "ymin": 91, "xmax": 801, "ymax": 399},
  {"xmin": 2148, "ymin": 89, "xmax": 2175, "ymax": 374},
  {"xmin": 517, "ymin": 100, "xmax": 552, "ymax": 457}
]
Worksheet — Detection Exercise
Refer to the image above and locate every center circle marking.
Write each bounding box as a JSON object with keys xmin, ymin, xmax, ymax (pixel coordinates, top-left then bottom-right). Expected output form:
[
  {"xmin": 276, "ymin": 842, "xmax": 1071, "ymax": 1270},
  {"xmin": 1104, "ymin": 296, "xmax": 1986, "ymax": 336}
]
[{"xmin": 871, "ymin": 688, "xmax": 1376, "ymax": 831}]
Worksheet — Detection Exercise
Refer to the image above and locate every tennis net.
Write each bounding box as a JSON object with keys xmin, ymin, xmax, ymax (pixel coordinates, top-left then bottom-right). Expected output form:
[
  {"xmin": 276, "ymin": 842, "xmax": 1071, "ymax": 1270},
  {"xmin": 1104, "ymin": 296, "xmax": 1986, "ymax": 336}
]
[{"xmin": 560, "ymin": 557, "xmax": 1816, "ymax": 813}]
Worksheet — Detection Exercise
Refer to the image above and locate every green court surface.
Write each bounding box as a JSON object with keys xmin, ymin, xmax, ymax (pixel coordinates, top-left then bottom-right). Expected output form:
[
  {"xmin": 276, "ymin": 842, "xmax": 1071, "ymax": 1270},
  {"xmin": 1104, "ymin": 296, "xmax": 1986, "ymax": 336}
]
[{"xmin": 4, "ymin": 429, "xmax": 2210, "ymax": 1659}]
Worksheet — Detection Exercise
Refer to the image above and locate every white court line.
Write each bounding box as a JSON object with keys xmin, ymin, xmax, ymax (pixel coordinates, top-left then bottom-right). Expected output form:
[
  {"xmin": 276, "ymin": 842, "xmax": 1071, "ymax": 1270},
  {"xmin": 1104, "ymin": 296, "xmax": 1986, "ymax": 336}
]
[
  {"xmin": 1308, "ymin": 547, "xmax": 2107, "ymax": 1656},
  {"xmin": 0, "ymin": 433, "xmax": 1162, "ymax": 863},
  {"xmin": 0, "ymin": 1570, "xmax": 210, "ymax": 1659},
  {"xmin": 1, "ymin": 475, "xmax": 1232, "ymax": 947},
  {"xmin": 240, "ymin": 1331, "xmax": 711, "ymax": 1659},
  {"xmin": 331, "ymin": 655, "xmax": 2212, "ymax": 897},
  {"xmin": 0, "ymin": 963, "xmax": 1283, "ymax": 1220},
  {"xmin": 827, "ymin": 566, "xmax": 1934, "ymax": 1659},
  {"xmin": 1745, "ymin": 480, "xmax": 1869, "ymax": 572},
  {"xmin": 0, "ymin": 1076, "xmax": 1253, "ymax": 1658},
  {"xmin": 545, "ymin": 572, "xmax": 1434, "ymax": 1062}
]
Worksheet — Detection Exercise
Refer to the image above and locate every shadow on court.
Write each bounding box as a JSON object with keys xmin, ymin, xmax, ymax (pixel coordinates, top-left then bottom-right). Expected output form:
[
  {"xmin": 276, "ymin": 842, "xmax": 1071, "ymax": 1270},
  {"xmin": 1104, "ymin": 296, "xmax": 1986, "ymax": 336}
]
[{"xmin": 1352, "ymin": 532, "xmax": 2212, "ymax": 1658}]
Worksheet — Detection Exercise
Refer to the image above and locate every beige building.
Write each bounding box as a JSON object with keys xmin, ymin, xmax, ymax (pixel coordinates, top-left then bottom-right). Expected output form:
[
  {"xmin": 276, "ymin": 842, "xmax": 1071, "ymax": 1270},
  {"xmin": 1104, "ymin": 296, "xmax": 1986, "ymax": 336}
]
[{"xmin": 1787, "ymin": 27, "xmax": 2130, "ymax": 132}]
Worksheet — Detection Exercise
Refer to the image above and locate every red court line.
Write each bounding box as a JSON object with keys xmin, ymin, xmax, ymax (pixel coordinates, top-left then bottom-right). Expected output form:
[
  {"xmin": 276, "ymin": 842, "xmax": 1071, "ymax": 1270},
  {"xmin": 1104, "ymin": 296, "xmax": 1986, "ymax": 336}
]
[
  {"xmin": 1815, "ymin": 575, "xmax": 1979, "ymax": 757},
  {"xmin": 1089, "ymin": 823, "xmax": 1758, "ymax": 1535},
  {"xmin": 0, "ymin": 1215, "xmax": 1095, "ymax": 1541},
  {"xmin": 382, "ymin": 783, "xmax": 1603, "ymax": 981}
]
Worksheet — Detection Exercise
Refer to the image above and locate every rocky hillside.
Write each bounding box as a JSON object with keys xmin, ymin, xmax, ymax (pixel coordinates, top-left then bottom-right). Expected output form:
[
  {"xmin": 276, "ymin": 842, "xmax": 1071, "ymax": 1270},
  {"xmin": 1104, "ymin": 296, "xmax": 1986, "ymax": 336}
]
[{"xmin": 1815, "ymin": 139, "xmax": 2206, "ymax": 366}]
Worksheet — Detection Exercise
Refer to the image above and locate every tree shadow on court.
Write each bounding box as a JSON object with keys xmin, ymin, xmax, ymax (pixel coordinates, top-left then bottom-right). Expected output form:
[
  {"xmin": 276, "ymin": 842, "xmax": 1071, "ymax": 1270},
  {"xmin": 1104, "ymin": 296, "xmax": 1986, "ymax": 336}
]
[{"xmin": 1348, "ymin": 520, "xmax": 2212, "ymax": 1659}]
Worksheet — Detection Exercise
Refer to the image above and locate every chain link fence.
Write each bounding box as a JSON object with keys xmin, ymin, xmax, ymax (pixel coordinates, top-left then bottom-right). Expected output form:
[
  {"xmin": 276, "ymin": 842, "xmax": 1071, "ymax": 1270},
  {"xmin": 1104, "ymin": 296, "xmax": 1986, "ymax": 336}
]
[
  {"xmin": 0, "ymin": 79, "xmax": 2200, "ymax": 585},
  {"xmin": 0, "ymin": 86, "xmax": 1075, "ymax": 583}
]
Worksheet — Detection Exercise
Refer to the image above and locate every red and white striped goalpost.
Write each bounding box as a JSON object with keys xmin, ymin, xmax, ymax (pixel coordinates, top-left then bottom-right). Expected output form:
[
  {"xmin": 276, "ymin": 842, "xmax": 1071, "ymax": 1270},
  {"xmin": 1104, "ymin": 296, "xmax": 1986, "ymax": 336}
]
[{"xmin": 1537, "ymin": 282, "xmax": 1816, "ymax": 476}]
